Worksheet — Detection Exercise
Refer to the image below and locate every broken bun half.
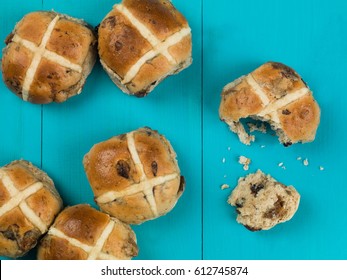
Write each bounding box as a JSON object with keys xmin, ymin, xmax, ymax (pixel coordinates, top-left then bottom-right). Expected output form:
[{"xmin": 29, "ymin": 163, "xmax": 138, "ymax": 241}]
[{"xmin": 219, "ymin": 62, "xmax": 320, "ymax": 146}]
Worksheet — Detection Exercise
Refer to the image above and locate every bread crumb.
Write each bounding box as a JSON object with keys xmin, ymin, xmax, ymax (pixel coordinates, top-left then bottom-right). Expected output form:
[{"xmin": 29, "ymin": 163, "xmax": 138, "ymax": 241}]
[
  {"xmin": 282, "ymin": 166, "xmax": 286, "ymax": 170},
  {"xmin": 239, "ymin": 156, "xmax": 251, "ymax": 171},
  {"xmin": 297, "ymin": 157, "xmax": 302, "ymax": 161},
  {"xmin": 221, "ymin": 184, "xmax": 230, "ymax": 190},
  {"xmin": 247, "ymin": 122, "xmax": 267, "ymax": 133},
  {"xmin": 303, "ymin": 158, "xmax": 309, "ymax": 166},
  {"xmin": 260, "ymin": 145, "xmax": 266, "ymax": 148},
  {"xmin": 227, "ymin": 147, "xmax": 231, "ymax": 151},
  {"xmin": 278, "ymin": 162, "xmax": 284, "ymax": 167},
  {"xmin": 222, "ymin": 158, "xmax": 226, "ymax": 163},
  {"xmin": 224, "ymin": 174, "xmax": 227, "ymax": 178},
  {"xmin": 319, "ymin": 166, "xmax": 324, "ymax": 171}
]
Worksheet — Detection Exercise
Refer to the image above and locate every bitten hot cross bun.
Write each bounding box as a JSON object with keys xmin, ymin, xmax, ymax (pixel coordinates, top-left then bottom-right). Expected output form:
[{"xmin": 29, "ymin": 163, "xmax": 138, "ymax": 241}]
[
  {"xmin": 98, "ymin": 0, "xmax": 192, "ymax": 97},
  {"xmin": 219, "ymin": 62, "xmax": 321, "ymax": 146},
  {"xmin": 37, "ymin": 204, "xmax": 138, "ymax": 260},
  {"xmin": 2, "ymin": 11, "xmax": 97, "ymax": 104},
  {"xmin": 0, "ymin": 160, "xmax": 62, "ymax": 258},
  {"xmin": 83, "ymin": 127, "xmax": 185, "ymax": 224},
  {"xmin": 228, "ymin": 170, "xmax": 300, "ymax": 231}
]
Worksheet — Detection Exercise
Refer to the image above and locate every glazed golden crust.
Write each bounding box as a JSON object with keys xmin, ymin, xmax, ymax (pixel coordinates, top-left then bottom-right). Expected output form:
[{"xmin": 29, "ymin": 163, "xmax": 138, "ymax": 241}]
[
  {"xmin": 134, "ymin": 130, "xmax": 179, "ymax": 179},
  {"xmin": 83, "ymin": 135, "xmax": 142, "ymax": 196},
  {"xmin": 98, "ymin": 0, "xmax": 192, "ymax": 96},
  {"xmin": 29, "ymin": 58, "xmax": 82, "ymax": 104},
  {"xmin": 37, "ymin": 204, "xmax": 138, "ymax": 260},
  {"xmin": 0, "ymin": 160, "xmax": 62, "ymax": 258},
  {"xmin": 0, "ymin": 181, "xmax": 10, "ymax": 207},
  {"xmin": 127, "ymin": 54, "xmax": 173, "ymax": 95},
  {"xmin": 1, "ymin": 11, "xmax": 96, "ymax": 104},
  {"xmin": 219, "ymin": 78, "xmax": 263, "ymax": 121},
  {"xmin": 3, "ymin": 162, "xmax": 38, "ymax": 191},
  {"xmin": 2, "ymin": 43, "xmax": 33, "ymax": 99},
  {"xmin": 219, "ymin": 62, "xmax": 321, "ymax": 145},
  {"xmin": 15, "ymin": 12, "xmax": 55, "ymax": 46},
  {"xmin": 279, "ymin": 94, "xmax": 320, "ymax": 143},
  {"xmin": 98, "ymin": 10, "xmax": 153, "ymax": 79},
  {"xmin": 154, "ymin": 177, "xmax": 183, "ymax": 214},
  {"xmin": 0, "ymin": 208, "xmax": 42, "ymax": 258},
  {"xmin": 101, "ymin": 218, "xmax": 138, "ymax": 259},
  {"xmin": 84, "ymin": 127, "xmax": 185, "ymax": 224},
  {"xmin": 38, "ymin": 237, "xmax": 88, "ymax": 260},
  {"xmin": 54, "ymin": 204, "xmax": 109, "ymax": 246},
  {"xmin": 252, "ymin": 62, "xmax": 307, "ymax": 98},
  {"xmin": 46, "ymin": 18, "xmax": 95, "ymax": 65},
  {"xmin": 124, "ymin": 0, "xmax": 188, "ymax": 41},
  {"xmin": 26, "ymin": 188, "xmax": 62, "ymax": 225},
  {"xmin": 168, "ymin": 34, "xmax": 192, "ymax": 65}
]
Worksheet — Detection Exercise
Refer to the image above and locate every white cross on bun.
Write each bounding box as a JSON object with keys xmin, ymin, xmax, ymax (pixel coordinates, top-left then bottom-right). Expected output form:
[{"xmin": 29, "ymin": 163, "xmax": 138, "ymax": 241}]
[
  {"xmin": 83, "ymin": 127, "xmax": 185, "ymax": 224},
  {"xmin": 98, "ymin": 0, "xmax": 192, "ymax": 97},
  {"xmin": 37, "ymin": 204, "xmax": 138, "ymax": 260},
  {"xmin": 2, "ymin": 11, "xmax": 97, "ymax": 104},
  {"xmin": 219, "ymin": 62, "xmax": 321, "ymax": 146},
  {"xmin": 0, "ymin": 160, "xmax": 62, "ymax": 258}
]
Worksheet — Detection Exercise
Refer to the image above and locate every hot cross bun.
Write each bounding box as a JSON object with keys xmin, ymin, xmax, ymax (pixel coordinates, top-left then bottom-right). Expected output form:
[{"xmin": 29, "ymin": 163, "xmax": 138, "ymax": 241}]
[
  {"xmin": 219, "ymin": 62, "xmax": 321, "ymax": 146},
  {"xmin": 2, "ymin": 11, "xmax": 97, "ymax": 104},
  {"xmin": 83, "ymin": 127, "xmax": 185, "ymax": 224},
  {"xmin": 0, "ymin": 160, "xmax": 62, "ymax": 258},
  {"xmin": 98, "ymin": 0, "xmax": 192, "ymax": 97},
  {"xmin": 37, "ymin": 204, "xmax": 138, "ymax": 260}
]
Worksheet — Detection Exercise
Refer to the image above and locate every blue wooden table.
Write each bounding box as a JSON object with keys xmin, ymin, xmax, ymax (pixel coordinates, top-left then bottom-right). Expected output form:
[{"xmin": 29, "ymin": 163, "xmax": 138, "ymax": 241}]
[{"xmin": 1, "ymin": 0, "xmax": 346, "ymax": 260}]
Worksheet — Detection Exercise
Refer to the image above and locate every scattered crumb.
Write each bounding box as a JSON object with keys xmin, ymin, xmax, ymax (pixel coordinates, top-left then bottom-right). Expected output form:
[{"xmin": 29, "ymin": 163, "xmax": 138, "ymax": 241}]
[
  {"xmin": 224, "ymin": 174, "xmax": 227, "ymax": 178},
  {"xmin": 247, "ymin": 122, "xmax": 267, "ymax": 133},
  {"xmin": 260, "ymin": 145, "xmax": 266, "ymax": 148},
  {"xmin": 297, "ymin": 157, "xmax": 302, "ymax": 161},
  {"xmin": 227, "ymin": 147, "xmax": 231, "ymax": 151},
  {"xmin": 222, "ymin": 158, "xmax": 226, "ymax": 163},
  {"xmin": 278, "ymin": 162, "xmax": 286, "ymax": 170},
  {"xmin": 319, "ymin": 166, "xmax": 324, "ymax": 171},
  {"xmin": 239, "ymin": 155, "xmax": 251, "ymax": 171},
  {"xmin": 303, "ymin": 158, "xmax": 309, "ymax": 166},
  {"xmin": 221, "ymin": 184, "xmax": 230, "ymax": 190}
]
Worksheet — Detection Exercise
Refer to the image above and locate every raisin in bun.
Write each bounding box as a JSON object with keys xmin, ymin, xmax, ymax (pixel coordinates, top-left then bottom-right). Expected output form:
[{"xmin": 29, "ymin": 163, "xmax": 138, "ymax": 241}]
[
  {"xmin": 98, "ymin": 0, "xmax": 192, "ymax": 97},
  {"xmin": 83, "ymin": 127, "xmax": 185, "ymax": 224},
  {"xmin": 228, "ymin": 170, "xmax": 300, "ymax": 231},
  {"xmin": 0, "ymin": 160, "xmax": 62, "ymax": 258},
  {"xmin": 37, "ymin": 204, "xmax": 138, "ymax": 260},
  {"xmin": 219, "ymin": 62, "xmax": 320, "ymax": 146},
  {"xmin": 2, "ymin": 11, "xmax": 97, "ymax": 104}
]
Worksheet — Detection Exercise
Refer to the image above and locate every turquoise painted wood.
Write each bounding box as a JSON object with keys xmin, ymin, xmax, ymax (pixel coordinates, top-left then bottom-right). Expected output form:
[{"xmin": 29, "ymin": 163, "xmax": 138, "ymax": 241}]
[
  {"xmin": 0, "ymin": 0, "xmax": 202, "ymax": 260},
  {"xmin": 0, "ymin": 0, "xmax": 43, "ymax": 260},
  {"xmin": 203, "ymin": 0, "xmax": 347, "ymax": 259},
  {"xmin": 1, "ymin": 0, "xmax": 347, "ymax": 261}
]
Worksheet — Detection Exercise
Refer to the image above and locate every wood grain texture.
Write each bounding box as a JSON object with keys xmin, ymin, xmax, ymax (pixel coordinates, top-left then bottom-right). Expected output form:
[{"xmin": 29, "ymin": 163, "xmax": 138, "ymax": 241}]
[
  {"xmin": 0, "ymin": 0, "xmax": 202, "ymax": 260},
  {"xmin": 1, "ymin": 0, "xmax": 347, "ymax": 261},
  {"xmin": 0, "ymin": 0, "xmax": 43, "ymax": 260},
  {"xmin": 203, "ymin": 0, "xmax": 347, "ymax": 260}
]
